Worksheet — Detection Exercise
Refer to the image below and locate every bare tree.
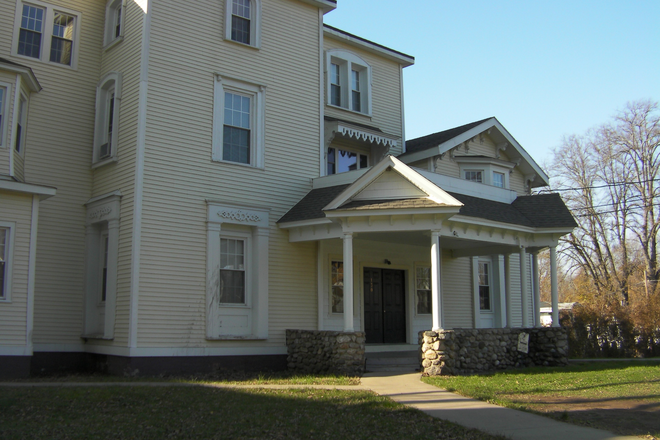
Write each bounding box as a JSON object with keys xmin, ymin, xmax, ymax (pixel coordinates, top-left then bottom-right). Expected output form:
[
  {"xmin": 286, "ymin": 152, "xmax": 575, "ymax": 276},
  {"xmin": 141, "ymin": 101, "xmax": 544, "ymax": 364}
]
[{"xmin": 550, "ymin": 100, "xmax": 660, "ymax": 303}]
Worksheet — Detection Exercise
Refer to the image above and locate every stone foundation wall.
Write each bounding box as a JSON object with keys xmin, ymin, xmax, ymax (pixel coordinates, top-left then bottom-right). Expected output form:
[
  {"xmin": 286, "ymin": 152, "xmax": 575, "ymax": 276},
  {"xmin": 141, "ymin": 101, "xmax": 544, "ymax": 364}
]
[
  {"xmin": 420, "ymin": 328, "xmax": 569, "ymax": 376},
  {"xmin": 286, "ymin": 330, "xmax": 365, "ymax": 376}
]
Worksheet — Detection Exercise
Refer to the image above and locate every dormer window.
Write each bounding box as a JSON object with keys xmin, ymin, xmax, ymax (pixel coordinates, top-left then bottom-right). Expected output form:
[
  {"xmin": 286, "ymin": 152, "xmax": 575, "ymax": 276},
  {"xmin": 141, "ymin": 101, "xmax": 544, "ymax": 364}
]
[
  {"xmin": 326, "ymin": 49, "xmax": 371, "ymax": 115},
  {"xmin": 455, "ymin": 156, "xmax": 514, "ymax": 189}
]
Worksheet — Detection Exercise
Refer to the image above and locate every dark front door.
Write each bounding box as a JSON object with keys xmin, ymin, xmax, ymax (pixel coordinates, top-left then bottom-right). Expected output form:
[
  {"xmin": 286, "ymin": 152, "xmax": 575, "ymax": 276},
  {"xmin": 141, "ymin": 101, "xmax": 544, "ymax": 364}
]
[{"xmin": 363, "ymin": 268, "xmax": 406, "ymax": 344}]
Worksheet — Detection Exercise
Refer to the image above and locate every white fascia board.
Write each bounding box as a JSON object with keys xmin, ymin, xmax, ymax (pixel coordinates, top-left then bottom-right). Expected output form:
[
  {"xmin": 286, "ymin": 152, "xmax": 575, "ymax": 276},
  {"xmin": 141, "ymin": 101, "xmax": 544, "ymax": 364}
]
[
  {"xmin": 323, "ymin": 26, "xmax": 414, "ymax": 67},
  {"xmin": 449, "ymin": 215, "xmax": 537, "ymax": 234},
  {"xmin": 0, "ymin": 62, "xmax": 41, "ymax": 92},
  {"xmin": 324, "ymin": 206, "xmax": 461, "ymax": 219},
  {"xmin": 313, "ymin": 168, "xmax": 368, "ymax": 189},
  {"xmin": 277, "ymin": 218, "xmax": 332, "ymax": 229},
  {"xmin": 323, "ymin": 156, "xmax": 463, "ymax": 211},
  {"xmin": 490, "ymin": 118, "xmax": 549, "ymax": 186},
  {"xmin": 0, "ymin": 180, "xmax": 56, "ymax": 199},
  {"xmin": 298, "ymin": 0, "xmax": 336, "ymax": 13}
]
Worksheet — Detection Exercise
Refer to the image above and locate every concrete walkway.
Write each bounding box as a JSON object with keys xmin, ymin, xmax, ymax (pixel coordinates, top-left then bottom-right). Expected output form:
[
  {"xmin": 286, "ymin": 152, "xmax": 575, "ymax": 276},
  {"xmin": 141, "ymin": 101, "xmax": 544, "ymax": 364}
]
[{"xmin": 360, "ymin": 371, "xmax": 639, "ymax": 440}]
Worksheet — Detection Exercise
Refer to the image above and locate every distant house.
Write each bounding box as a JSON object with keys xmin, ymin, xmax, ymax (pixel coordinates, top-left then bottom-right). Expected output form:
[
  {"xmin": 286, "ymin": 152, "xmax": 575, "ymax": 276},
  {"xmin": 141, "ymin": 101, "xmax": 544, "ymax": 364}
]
[
  {"xmin": 540, "ymin": 302, "xmax": 581, "ymax": 326},
  {"xmin": 0, "ymin": 0, "xmax": 575, "ymax": 377}
]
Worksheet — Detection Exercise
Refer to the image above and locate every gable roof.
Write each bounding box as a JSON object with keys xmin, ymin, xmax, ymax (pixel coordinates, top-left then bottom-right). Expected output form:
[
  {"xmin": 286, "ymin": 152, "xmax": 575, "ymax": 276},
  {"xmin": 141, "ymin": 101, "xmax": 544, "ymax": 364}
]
[{"xmin": 399, "ymin": 117, "xmax": 549, "ymax": 188}]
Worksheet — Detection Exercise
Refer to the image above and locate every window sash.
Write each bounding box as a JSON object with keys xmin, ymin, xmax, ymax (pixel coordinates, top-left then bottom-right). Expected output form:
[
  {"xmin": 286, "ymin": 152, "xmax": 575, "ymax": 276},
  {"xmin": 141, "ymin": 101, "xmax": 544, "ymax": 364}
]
[
  {"xmin": 478, "ymin": 262, "xmax": 491, "ymax": 311},
  {"xmin": 231, "ymin": 0, "xmax": 251, "ymax": 44},
  {"xmin": 416, "ymin": 266, "xmax": 432, "ymax": 314},
  {"xmin": 15, "ymin": 96, "xmax": 27, "ymax": 153},
  {"xmin": 351, "ymin": 70, "xmax": 361, "ymax": 112},
  {"xmin": 50, "ymin": 12, "xmax": 74, "ymax": 65},
  {"xmin": 100, "ymin": 234, "xmax": 109, "ymax": 303},
  {"xmin": 219, "ymin": 238, "xmax": 246, "ymax": 304},
  {"xmin": 465, "ymin": 170, "xmax": 483, "ymax": 183},
  {"xmin": 331, "ymin": 261, "xmax": 343, "ymax": 313},
  {"xmin": 18, "ymin": 5, "xmax": 44, "ymax": 59},
  {"xmin": 493, "ymin": 172, "xmax": 505, "ymax": 188},
  {"xmin": 330, "ymin": 63, "xmax": 341, "ymax": 106},
  {"xmin": 327, "ymin": 148, "xmax": 368, "ymax": 175},
  {"xmin": 0, "ymin": 87, "xmax": 4, "ymax": 146}
]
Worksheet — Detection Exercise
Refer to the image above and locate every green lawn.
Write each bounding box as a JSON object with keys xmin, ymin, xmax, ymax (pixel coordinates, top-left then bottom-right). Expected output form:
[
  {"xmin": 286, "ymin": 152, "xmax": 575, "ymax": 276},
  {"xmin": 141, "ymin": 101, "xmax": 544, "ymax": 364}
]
[
  {"xmin": 423, "ymin": 361, "xmax": 660, "ymax": 438},
  {"xmin": 0, "ymin": 386, "xmax": 505, "ymax": 440}
]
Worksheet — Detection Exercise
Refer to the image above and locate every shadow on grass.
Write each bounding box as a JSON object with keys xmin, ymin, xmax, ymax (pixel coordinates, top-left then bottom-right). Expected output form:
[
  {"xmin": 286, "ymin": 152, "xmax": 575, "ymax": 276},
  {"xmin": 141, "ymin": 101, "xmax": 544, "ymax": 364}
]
[{"xmin": 0, "ymin": 386, "xmax": 504, "ymax": 440}]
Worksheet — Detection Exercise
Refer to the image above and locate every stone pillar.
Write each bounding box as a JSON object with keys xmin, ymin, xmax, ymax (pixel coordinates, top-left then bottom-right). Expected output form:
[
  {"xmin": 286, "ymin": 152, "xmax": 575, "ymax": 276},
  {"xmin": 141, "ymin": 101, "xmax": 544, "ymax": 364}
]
[
  {"xmin": 532, "ymin": 252, "xmax": 541, "ymax": 328},
  {"xmin": 505, "ymin": 253, "xmax": 512, "ymax": 328},
  {"xmin": 520, "ymin": 246, "xmax": 529, "ymax": 327},
  {"xmin": 550, "ymin": 246, "xmax": 560, "ymax": 328},
  {"xmin": 431, "ymin": 230, "xmax": 443, "ymax": 331},
  {"xmin": 343, "ymin": 232, "xmax": 354, "ymax": 332}
]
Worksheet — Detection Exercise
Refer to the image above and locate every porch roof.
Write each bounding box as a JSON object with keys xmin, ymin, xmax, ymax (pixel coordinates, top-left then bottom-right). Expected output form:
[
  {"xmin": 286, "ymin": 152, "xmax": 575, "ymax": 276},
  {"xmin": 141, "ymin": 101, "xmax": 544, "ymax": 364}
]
[{"xmin": 278, "ymin": 185, "xmax": 576, "ymax": 229}]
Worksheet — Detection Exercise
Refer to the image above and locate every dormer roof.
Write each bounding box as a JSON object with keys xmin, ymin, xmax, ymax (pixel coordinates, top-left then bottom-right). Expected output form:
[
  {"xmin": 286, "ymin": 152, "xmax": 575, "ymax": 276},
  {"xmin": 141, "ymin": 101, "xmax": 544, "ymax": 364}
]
[{"xmin": 399, "ymin": 117, "xmax": 549, "ymax": 188}]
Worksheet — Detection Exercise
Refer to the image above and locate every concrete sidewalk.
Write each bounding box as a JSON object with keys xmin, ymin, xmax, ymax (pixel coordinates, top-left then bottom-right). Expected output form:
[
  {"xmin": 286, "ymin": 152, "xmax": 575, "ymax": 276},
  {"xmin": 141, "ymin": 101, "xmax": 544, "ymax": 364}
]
[{"xmin": 361, "ymin": 371, "xmax": 639, "ymax": 440}]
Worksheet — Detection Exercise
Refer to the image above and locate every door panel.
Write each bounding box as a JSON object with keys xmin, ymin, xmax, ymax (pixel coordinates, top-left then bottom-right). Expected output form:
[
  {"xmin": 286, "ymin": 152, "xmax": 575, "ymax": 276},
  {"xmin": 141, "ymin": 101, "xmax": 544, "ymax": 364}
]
[
  {"xmin": 363, "ymin": 268, "xmax": 406, "ymax": 344},
  {"xmin": 363, "ymin": 268, "xmax": 383, "ymax": 343}
]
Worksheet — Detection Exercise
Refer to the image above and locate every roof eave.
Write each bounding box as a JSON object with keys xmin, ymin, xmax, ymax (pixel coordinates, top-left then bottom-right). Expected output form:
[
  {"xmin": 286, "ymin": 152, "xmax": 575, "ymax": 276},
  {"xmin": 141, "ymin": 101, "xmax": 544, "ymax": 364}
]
[
  {"xmin": 0, "ymin": 60, "xmax": 42, "ymax": 92},
  {"xmin": 298, "ymin": 0, "xmax": 336, "ymax": 13},
  {"xmin": 323, "ymin": 25, "xmax": 415, "ymax": 67}
]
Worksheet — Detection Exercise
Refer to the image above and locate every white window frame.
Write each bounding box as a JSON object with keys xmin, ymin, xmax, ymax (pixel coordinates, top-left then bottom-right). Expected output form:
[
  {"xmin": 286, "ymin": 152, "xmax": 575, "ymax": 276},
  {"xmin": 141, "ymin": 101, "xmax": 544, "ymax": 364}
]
[
  {"xmin": 0, "ymin": 222, "xmax": 16, "ymax": 302},
  {"xmin": 464, "ymin": 169, "xmax": 483, "ymax": 183},
  {"xmin": 218, "ymin": 231, "xmax": 251, "ymax": 307},
  {"xmin": 0, "ymin": 83, "xmax": 10, "ymax": 148},
  {"xmin": 93, "ymin": 72, "xmax": 122, "ymax": 167},
  {"xmin": 206, "ymin": 203, "xmax": 269, "ymax": 340},
  {"xmin": 12, "ymin": 0, "xmax": 82, "ymax": 69},
  {"xmin": 414, "ymin": 264, "xmax": 432, "ymax": 316},
  {"xmin": 13, "ymin": 91, "xmax": 28, "ymax": 156},
  {"xmin": 213, "ymin": 74, "xmax": 265, "ymax": 168},
  {"xmin": 326, "ymin": 146, "xmax": 369, "ymax": 175},
  {"xmin": 493, "ymin": 171, "xmax": 505, "ymax": 188},
  {"xmin": 224, "ymin": 0, "xmax": 261, "ymax": 49},
  {"xmin": 103, "ymin": 0, "xmax": 125, "ymax": 49},
  {"xmin": 325, "ymin": 49, "xmax": 372, "ymax": 116}
]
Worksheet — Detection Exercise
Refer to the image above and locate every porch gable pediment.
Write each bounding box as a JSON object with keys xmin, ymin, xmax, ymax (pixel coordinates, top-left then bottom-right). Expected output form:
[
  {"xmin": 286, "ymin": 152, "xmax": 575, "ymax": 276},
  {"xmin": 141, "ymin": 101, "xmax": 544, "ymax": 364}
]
[{"xmin": 323, "ymin": 155, "xmax": 463, "ymax": 214}]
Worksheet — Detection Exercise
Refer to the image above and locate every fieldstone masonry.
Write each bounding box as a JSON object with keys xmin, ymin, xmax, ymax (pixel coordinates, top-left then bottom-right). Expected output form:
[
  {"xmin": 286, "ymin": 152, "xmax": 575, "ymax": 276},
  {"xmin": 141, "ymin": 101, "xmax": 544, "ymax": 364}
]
[
  {"xmin": 286, "ymin": 330, "xmax": 365, "ymax": 376},
  {"xmin": 420, "ymin": 328, "xmax": 569, "ymax": 376}
]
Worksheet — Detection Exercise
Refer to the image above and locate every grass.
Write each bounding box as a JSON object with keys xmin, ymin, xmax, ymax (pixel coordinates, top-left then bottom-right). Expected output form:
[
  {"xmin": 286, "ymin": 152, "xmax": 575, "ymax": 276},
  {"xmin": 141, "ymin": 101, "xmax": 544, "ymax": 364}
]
[
  {"xmin": 3, "ymin": 370, "xmax": 361, "ymax": 386},
  {"xmin": 0, "ymin": 386, "xmax": 505, "ymax": 440},
  {"xmin": 422, "ymin": 360, "xmax": 660, "ymax": 438}
]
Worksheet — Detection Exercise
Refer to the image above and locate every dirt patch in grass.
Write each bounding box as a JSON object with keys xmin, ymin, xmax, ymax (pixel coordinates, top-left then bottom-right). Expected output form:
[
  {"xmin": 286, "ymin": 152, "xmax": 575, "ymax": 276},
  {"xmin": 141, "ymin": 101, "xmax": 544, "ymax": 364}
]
[{"xmin": 509, "ymin": 393, "xmax": 660, "ymax": 439}]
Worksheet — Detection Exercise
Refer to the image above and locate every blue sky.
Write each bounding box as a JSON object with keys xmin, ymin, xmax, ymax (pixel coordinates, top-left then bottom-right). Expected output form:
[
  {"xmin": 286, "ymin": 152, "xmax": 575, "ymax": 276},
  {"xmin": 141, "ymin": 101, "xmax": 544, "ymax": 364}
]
[{"xmin": 324, "ymin": 0, "xmax": 660, "ymax": 168}]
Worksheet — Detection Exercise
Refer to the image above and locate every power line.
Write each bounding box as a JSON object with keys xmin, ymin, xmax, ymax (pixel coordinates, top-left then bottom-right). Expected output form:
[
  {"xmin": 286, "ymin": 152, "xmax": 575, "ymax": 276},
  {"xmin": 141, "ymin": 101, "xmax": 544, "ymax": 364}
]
[{"xmin": 549, "ymin": 177, "xmax": 660, "ymax": 192}]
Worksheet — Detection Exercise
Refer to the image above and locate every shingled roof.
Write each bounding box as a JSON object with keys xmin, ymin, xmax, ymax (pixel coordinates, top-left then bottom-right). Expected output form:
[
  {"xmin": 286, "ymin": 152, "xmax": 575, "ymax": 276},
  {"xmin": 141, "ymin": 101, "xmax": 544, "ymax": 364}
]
[
  {"xmin": 401, "ymin": 118, "xmax": 492, "ymax": 156},
  {"xmin": 278, "ymin": 185, "xmax": 576, "ymax": 229}
]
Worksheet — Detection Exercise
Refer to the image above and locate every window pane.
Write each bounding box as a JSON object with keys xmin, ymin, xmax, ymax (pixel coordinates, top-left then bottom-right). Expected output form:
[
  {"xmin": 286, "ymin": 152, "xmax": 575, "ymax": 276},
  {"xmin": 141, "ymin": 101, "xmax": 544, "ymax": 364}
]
[
  {"xmin": 231, "ymin": 15, "xmax": 250, "ymax": 44},
  {"xmin": 351, "ymin": 71, "xmax": 360, "ymax": 111},
  {"xmin": 416, "ymin": 266, "xmax": 432, "ymax": 314},
  {"xmin": 479, "ymin": 262, "xmax": 491, "ymax": 311},
  {"xmin": 331, "ymin": 261, "xmax": 343, "ymax": 313},
  {"xmin": 232, "ymin": 0, "xmax": 250, "ymax": 18},
  {"xmin": 493, "ymin": 172, "xmax": 504, "ymax": 188},
  {"xmin": 219, "ymin": 270, "xmax": 245, "ymax": 304},
  {"xmin": 50, "ymin": 13, "xmax": 74, "ymax": 65},
  {"xmin": 465, "ymin": 170, "xmax": 483, "ymax": 183},
  {"xmin": 336, "ymin": 149, "xmax": 357, "ymax": 173},
  {"xmin": 417, "ymin": 290, "xmax": 431, "ymax": 314},
  {"xmin": 359, "ymin": 154, "xmax": 368, "ymax": 169},
  {"xmin": 330, "ymin": 63, "xmax": 341, "ymax": 106},
  {"xmin": 18, "ymin": 29, "xmax": 42, "ymax": 59},
  {"xmin": 0, "ymin": 88, "xmax": 4, "ymax": 144}
]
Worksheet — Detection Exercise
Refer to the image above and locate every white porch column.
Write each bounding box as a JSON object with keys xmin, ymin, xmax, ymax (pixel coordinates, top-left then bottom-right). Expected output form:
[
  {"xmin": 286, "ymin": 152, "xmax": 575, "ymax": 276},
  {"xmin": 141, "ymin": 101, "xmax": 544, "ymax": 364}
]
[
  {"xmin": 431, "ymin": 231, "xmax": 443, "ymax": 331},
  {"xmin": 504, "ymin": 253, "xmax": 512, "ymax": 328},
  {"xmin": 342, "ymin": 232, "xmax": 354, "ymax": 332},
  {"xmin": 520, "ymin": 246, "xmax": 529, "ymax": 327},
  {"xmin": 103, "ymin": 218, "xmax": 120, "ymax": 339},
  {"xmin": 532, "ymin": 252, "xmax": 541, "ymax": 328},
  {"xmin": 550, "ymin": 246, "xmax": 560, "ymax": 328}
]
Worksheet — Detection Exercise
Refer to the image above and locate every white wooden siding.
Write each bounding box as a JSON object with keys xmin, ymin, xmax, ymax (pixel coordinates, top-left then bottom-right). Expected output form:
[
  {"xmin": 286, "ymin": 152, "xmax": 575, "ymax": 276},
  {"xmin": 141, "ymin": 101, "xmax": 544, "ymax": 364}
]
[
  {"xmin": 135, "ymin": 0, "xmax": 323, "ymax": 347},
  {"xmin": 0, "ymin": 191, "xmax": 32, "ymax": 346}
]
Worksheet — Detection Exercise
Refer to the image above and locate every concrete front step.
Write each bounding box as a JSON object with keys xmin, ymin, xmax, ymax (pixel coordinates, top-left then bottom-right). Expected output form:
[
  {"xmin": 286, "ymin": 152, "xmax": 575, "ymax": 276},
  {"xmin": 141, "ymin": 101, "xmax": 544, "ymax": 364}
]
[{"xmin": 366, "ymin": 351, "xmax": 420, "ymax": 372}]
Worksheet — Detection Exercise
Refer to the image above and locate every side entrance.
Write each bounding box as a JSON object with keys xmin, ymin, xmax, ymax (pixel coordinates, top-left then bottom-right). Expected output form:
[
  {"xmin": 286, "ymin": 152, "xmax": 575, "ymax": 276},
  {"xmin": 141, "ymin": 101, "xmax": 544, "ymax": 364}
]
[{"xmin": 363, "ymin": 268, "xmax": 406, "ymax": 343}]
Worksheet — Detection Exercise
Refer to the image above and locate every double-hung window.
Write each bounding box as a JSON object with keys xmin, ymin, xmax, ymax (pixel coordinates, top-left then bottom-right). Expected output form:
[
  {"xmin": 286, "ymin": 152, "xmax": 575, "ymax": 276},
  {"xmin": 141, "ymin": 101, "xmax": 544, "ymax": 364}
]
[
  {"xmin": 220, "ymin": 237, "xmax": 246, "ymax": 305},
  {"xmin": 415, "ymin": 266, "xmax": 432, "ymax": 314},
  {"xmin": 331, "ymin": 261, "xmax": 344, "ymax": 313},
  {"xmin": 225, "ymin": 0, "xmax": 261, "ymax": 48},
  {"xmin": 103, "ymin": 0, "xmax": 124, "ymax": 48},
  {"xmin": 213, "ymin": 75, "xmax": 265, "ymax": 168},
  {"xmin": 93, "ymin": 73, "xmax": 122, "ymax": 166},
  {"xmin": 223, "ymin": 92, "xmax": 251, "ymax": 164},
  {"xmin": 14, "ymin": 1, "xmax": 81, "ymax": 68},
  {"xmin": 326, "ymin": 50, "xmax": 371, "ymax": 115},
  {"xmin": 478, "ymin": 261, "xmax": 491, "ymax": 311},
  {"xmin": 0, "ymin": 223, "xmax": 15, "ymax": 302},
  {"xmin": 327, "ymin": 148, "xmax": 368, "ymax": 175}
]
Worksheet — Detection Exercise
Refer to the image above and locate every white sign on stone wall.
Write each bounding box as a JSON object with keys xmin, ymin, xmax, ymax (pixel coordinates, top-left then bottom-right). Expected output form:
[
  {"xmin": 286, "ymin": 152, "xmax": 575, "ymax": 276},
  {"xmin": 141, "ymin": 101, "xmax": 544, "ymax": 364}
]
[{"xmin": 517, "ymin": 332, "xmax": 529, "ymax": 353}]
